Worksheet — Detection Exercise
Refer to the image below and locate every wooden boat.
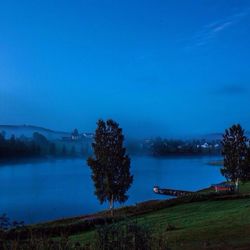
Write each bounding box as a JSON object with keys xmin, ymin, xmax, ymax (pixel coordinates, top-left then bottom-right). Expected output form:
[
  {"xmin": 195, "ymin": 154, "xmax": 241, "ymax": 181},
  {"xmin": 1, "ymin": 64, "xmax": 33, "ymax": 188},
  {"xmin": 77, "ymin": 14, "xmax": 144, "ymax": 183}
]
[{"xmin": 153, "ymin": 186, "xmax": 194, "ymax": 197}]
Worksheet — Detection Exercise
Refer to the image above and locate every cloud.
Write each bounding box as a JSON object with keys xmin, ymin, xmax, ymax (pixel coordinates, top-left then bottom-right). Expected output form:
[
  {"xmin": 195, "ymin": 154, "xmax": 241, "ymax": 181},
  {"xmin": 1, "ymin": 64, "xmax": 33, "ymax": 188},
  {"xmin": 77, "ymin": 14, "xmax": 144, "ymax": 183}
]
[
  {"xmin": 213, "ymin": 84, "xmax": 249, "ymax": 96},
  {"xmin": 212, "ymin": 21, "xmax": 233, "ymax": 32},
  {"xmin": 186, "ymin": 10, "xmax": 249, "ymax": 48}
]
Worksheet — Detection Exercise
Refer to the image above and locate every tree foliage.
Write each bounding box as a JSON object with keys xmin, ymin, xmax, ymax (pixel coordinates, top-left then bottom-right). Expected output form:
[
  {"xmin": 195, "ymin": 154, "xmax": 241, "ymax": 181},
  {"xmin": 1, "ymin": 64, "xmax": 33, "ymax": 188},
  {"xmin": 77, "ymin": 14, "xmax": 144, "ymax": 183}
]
[
  {"xmin": 87, "ymin": 119, "xmax": 133, "ymax": 212},
  {"xmin": 0, "ymin": 132, "xmax": 41, "ymax": 158},
  {"xmin": 150, "ymin": 138, "xmax": 220, "ymax": 156},
  {"xmin": 49, "ymin": 142, "xmax": 56, "ymax": 155},
  {"xmin": 70, "ymin": 145, "xmax": 76, "ymax": 156},
  {"xmin": 0, "ymin": 131, "xmax": 80, "ymax": 159},
  {"xmin": 93, "ymin": 220, "xmax": 162, "ymax": 250},
  {"xmin": 221, "ymin": 124, "xmax": 249, "ymax": 183},
  {"xmin": 61, "ymin": 145, "xmax": 67, "ymax": 156}
]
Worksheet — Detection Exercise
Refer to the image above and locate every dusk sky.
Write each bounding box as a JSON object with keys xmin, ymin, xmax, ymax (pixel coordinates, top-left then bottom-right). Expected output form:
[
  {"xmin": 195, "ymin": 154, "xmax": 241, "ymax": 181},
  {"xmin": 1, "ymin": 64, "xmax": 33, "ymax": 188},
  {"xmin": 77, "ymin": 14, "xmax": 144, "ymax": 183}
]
[{"xmin": 0, "ymin": 0, "xmax": 250, "ymax": 138}]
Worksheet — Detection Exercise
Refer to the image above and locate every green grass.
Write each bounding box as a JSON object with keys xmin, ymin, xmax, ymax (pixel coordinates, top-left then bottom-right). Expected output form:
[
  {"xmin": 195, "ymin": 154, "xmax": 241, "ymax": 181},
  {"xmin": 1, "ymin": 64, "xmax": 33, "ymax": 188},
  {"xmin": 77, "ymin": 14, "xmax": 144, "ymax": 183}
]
[
  {"xmin": 69, "ymin": 197, "xmax": 250, "ymax": 249},
  {"xmin": 138, "ymin": 198, "xmax": 250, "ymax": 247},
  {"xmin": 68, "ymin": 230, "xmax": 95, "ymax": 244},
  {"xmin": 239, "ymin": 181, "xmax": 250, "ymax": 193},
  {"xmin": 65, "ymin": 182, "xmax": 250, "ymax": 249}
]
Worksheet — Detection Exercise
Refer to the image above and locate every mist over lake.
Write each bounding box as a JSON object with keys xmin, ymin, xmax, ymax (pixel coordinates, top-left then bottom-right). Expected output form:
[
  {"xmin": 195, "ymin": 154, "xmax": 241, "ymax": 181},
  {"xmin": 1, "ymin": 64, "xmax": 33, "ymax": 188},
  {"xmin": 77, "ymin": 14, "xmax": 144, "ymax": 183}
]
[{"xmin": 0, "ymin": 156, "xmax": 223, "ymax": 224}]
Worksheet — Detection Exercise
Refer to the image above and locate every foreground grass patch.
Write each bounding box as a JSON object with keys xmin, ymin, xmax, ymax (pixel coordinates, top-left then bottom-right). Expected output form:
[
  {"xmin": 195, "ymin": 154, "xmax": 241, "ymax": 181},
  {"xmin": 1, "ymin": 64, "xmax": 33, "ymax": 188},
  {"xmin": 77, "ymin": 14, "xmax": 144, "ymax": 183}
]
[
  {"xmin": 68, "ymin": 197, "xmax": 250, "ymax": 249},
  {"xmin": 138, "ymin": 198, "xmax": 250, "ymax": 249}
]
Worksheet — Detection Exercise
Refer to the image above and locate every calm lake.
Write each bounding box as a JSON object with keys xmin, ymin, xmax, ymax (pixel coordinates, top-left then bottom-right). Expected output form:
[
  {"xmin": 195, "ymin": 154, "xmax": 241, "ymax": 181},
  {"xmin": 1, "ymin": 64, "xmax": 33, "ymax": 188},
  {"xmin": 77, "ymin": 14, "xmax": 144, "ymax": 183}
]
[{"xmin": 0, "ymin": 156, "xmax": 223, "ymax": 224}]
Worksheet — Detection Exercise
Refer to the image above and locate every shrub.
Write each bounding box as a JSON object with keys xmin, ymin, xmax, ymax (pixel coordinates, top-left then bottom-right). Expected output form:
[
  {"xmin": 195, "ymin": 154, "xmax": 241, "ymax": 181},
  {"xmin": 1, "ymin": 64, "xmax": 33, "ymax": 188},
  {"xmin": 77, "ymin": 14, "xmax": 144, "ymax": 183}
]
[{"xmin": 91, "ymin": 219, "xmax": 169, "ymax": 250}]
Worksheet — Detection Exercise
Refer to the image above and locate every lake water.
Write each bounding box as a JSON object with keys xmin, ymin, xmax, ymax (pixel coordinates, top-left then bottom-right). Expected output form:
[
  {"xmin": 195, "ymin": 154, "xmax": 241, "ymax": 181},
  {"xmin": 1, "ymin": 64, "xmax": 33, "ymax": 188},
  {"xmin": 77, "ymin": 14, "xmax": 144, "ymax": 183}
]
[{"xmin": 0, "ymin": 156, "xmax": 224, "ymax": 224}]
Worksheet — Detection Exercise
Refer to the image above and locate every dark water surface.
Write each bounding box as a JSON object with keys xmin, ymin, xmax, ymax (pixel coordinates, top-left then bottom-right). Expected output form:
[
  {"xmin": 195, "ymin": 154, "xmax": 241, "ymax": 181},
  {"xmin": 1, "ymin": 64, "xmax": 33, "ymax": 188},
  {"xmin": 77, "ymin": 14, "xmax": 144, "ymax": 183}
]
[{"xmin": 0, "ymin": 156, "xmax": 223, "ymax": 224}]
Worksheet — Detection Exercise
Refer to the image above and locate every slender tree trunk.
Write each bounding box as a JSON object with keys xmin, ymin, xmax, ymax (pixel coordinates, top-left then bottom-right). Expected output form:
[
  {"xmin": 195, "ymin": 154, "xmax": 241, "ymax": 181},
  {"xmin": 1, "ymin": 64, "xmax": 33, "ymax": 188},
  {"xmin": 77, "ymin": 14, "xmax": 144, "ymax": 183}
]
[
  {"xmin": 235, "ymin": 178, "xmax": 239, "ymax": 192},
  {"xmin": 109, "ymin": 194, "xmax": 114, "ymax": 216}
]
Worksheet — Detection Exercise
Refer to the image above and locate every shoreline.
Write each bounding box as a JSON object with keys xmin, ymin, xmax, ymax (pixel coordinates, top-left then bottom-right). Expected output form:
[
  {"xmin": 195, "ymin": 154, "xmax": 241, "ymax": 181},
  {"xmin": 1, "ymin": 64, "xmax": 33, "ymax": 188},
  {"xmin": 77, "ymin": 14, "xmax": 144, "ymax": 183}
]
[
  {"xmin": 0, "ymin": 153, "xmax": 221, "ymax": 165},
  {"xmin": 4, "ymin": 186, "xmax": 250, "ymax": 237}
]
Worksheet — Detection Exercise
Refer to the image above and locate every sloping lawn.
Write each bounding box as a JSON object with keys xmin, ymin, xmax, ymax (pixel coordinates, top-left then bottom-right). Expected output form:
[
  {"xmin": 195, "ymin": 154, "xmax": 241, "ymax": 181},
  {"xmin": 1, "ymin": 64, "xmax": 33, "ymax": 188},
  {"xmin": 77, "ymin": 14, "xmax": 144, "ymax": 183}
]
[
  {"xmin": 70, "ymin": 196, "xmax": 250, "ymax": 249},
  {"xmin": 137, "ymin": 197, "xmax": 250, "ymax": 249}
]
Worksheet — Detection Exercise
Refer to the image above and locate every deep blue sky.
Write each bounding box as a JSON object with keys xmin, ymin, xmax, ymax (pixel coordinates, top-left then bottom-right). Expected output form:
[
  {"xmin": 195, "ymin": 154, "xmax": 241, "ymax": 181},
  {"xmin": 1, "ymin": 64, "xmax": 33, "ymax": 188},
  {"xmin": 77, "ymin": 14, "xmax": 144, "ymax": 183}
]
[{"xmin": 0, "ymin": 0, "xmax": 250, "ymax": 138}]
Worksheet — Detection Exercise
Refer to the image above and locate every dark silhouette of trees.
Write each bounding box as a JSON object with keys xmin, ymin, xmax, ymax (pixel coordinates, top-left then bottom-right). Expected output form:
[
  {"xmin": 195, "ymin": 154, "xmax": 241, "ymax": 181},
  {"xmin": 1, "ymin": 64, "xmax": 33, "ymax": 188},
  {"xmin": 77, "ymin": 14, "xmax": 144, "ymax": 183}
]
[
  {"xmin": 33, "ymin": 132, "xmax": 49, "ymax": 154},
  {"xmin": 61, "ymin": 145, "xmax": 67, "ymax": 156},
  {"xmin": 87, "ymin": 119, "xmax": 133, "ymax": 215},
  {"xmin": 0, "ymin": 133, "xmax": 41, "ymax": 159},
  {"xmin": 93, "ymin": 220, "xmax": 157, "ymax": 250},
  {"xmin": 33, "ymin": 132, "xmax": 49, "ymax": 146},
  {"xmin": 49, "ymin": 143, "xmax": 56, "ymax": 156},
  {"xmin": 0, "ymin": 130, "xmax": 84, "ymax": 160},
  {"xmin": 31, "ymin": 141, "xmax": 41, "ymax": 155},
  {"xmin": 70, "ymin": 145, "xmax": 76, "ymax": 156},
  {"xmin": 221, "ymin": 124, "xmax": 249, "ymax": 190},
  {"xmin": 244, "ymin": 147, "xmax": 250, "ymax": 181},
  {"xmin": 81, "ymin": 146, "xmax": 85, "ymax": 156},
  {"xmin": 10, "ymin": 135, "xmax": 16, "ymax": 147},
  {"xmin": 150, "ymin": 138, "xmax": 220, "ymax": 156}
]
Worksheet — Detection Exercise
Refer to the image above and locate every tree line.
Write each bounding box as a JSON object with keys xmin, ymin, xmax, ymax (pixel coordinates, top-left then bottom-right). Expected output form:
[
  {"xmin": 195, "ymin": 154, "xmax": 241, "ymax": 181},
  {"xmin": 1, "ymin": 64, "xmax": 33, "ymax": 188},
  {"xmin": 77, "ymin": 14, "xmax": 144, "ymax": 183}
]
[
  {"xmin": 0, "ymin": 131, "xmax": 79, "ymax": 159},
  {"xmin": 0, "ymin": 133, "xmax": 40, "ymax": 159},
  {"xmin": 149, "ymin": 138, "xmax": 221, "ymax": 156}
]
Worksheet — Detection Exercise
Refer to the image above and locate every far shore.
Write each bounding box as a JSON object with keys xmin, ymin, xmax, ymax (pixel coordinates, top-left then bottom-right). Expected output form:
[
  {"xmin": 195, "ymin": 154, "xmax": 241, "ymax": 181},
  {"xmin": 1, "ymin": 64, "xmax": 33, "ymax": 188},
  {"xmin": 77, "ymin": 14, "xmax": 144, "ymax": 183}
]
[{"xmin": 208, "ymin": 160, "xmax": 223, "ymax": 166}]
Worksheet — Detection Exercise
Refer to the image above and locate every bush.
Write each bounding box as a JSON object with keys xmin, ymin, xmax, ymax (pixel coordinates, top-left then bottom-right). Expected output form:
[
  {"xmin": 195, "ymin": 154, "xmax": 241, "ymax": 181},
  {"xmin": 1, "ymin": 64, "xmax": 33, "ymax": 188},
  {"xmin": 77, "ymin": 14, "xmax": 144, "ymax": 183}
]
[
  {"xmin": 92, "ymin": 219, "xmax": 168, "ymax": 250},
  {"xmin": 0, "ymin": 214, "xmax": 24, "ymax": 230}
]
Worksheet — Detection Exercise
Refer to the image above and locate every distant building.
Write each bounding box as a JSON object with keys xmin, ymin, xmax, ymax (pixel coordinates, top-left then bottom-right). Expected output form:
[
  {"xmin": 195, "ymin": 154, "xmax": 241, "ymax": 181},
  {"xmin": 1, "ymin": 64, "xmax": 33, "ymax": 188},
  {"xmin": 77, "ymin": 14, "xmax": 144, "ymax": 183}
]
[
  {"xmin": 61, "ymin": 130, "xmax": 93, "ymax": 142},
  {"xmin": 71, "ymin": 128, "xmax": 79, "ymax": 141},
  {"xmin": 82, "ymin": 133, "xmax": 94, "ymax": 139},
  {"xmin": 201, "ymin": 142, "xmax": 210, "ymax": 148}
]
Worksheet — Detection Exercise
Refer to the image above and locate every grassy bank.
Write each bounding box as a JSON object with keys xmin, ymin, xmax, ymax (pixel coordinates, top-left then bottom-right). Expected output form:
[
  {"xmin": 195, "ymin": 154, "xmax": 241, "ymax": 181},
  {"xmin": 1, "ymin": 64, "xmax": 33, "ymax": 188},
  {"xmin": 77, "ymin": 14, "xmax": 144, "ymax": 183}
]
[
  {"xmin": 68, "ymin": 194, "xmax": 250, "ymax": 249},
  {"xmin": 2, "ymin": 182, "xmax": 250, "ymax": 249}
]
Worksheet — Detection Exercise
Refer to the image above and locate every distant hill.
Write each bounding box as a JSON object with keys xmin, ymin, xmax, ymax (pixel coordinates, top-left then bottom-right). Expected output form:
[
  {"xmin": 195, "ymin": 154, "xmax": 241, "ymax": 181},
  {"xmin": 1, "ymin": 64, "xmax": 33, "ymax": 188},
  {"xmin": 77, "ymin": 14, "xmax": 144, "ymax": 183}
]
[{"xmin": 0, "ymin": 125, "xmax": 71, "ymax": 141}]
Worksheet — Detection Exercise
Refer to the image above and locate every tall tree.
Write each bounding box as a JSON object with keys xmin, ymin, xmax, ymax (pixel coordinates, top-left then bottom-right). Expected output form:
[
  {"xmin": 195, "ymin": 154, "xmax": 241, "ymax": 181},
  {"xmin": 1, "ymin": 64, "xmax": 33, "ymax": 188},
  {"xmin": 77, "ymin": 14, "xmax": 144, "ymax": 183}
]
[
  {"xmin": 33, "ymin": 132, "xmax": 48, "ymax": 146},
  {"xmin": 33, "ymin": 132, "xmax": 49, "ymax": 154},
  {"xmin": 221, "ymin": 124, "xmax": 248, "ymax": 190},
  {"xmin": 87, "ymin": 119, "xmax": 133, "ymax": 215}
]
